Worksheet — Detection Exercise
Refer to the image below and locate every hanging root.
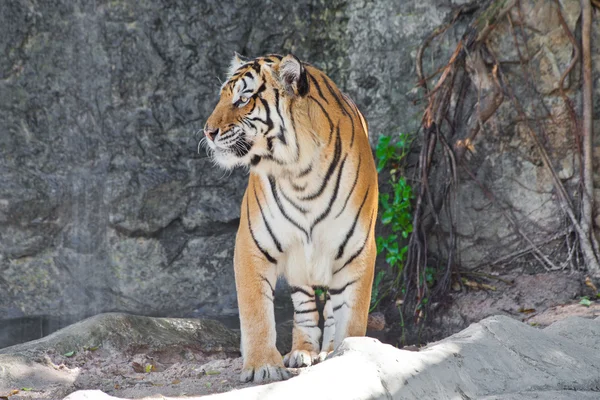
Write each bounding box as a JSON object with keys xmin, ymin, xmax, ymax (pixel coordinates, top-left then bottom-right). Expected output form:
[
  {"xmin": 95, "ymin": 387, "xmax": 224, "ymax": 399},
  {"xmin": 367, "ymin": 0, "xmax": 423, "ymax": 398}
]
[{"xmin": 400, "ymin": 0, "xmax": 599, "ymax": 325}]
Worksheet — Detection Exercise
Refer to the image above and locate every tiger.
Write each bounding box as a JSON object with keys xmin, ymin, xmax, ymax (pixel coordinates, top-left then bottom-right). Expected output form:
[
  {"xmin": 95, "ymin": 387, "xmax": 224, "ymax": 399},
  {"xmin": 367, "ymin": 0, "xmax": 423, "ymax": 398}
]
[{"xmin": 202, "ymin": 53, "xmax": 378, "ymax": 383}]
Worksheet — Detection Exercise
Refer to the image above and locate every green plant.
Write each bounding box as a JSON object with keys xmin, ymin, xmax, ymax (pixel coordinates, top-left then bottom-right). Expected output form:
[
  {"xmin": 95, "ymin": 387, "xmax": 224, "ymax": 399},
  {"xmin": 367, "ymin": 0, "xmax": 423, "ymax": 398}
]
[
  {"xmin": 579, "ymin": 296, "xmax": 592, "ymax": 307},
  {"xmin": 371, "ymin": 133, "xmax": 413, "ymax": 311}
]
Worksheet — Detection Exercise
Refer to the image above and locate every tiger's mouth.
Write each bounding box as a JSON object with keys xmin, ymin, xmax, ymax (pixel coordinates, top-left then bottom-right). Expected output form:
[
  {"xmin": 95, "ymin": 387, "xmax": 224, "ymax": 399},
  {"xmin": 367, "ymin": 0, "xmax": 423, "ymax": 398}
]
[{"xmin": 203, "ymin": 127, "xmax": 255, "ymax": 168}]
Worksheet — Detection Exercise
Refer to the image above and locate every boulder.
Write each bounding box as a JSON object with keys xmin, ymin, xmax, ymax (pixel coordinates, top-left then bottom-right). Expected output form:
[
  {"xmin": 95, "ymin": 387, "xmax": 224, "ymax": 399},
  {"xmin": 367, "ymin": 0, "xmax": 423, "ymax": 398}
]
[
  {"xmin": 0, "ymin": 313, "xmax": 240, "ymax": 399},
  {"xmin": 64, "ymin": 315, "xmax": 600, "ymax": 400}
]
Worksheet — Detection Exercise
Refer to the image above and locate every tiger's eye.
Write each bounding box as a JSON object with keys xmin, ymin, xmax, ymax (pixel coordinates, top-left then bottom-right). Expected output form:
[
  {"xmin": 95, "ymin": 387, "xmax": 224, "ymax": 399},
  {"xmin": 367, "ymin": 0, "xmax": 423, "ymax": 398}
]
[{"xmin": 240, "ymin": 96, "xmax": 248, "ymax": 103}]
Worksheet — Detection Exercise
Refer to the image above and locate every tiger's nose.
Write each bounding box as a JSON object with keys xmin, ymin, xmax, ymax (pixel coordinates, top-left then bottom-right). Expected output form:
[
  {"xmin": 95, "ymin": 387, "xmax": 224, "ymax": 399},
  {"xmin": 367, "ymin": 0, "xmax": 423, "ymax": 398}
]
[{"xmin": 204, "ymin": 127, "xmax": 219, "ymax": 141}]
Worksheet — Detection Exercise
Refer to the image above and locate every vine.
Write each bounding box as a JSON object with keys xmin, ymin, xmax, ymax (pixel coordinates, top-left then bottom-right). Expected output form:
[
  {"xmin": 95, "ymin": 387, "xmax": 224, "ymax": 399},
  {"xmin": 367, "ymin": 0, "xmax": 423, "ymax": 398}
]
[{"xmin": 381, "ymin": 0, "xmax": 599, "ymax": 335}]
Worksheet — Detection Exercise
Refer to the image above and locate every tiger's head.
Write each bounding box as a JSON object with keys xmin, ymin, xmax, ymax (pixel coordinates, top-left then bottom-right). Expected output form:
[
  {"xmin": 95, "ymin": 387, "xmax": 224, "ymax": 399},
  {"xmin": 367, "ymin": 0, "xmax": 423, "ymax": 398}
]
[{"xmin": 202, "ymin": 54, "xmax": 312, "ymax": 171}]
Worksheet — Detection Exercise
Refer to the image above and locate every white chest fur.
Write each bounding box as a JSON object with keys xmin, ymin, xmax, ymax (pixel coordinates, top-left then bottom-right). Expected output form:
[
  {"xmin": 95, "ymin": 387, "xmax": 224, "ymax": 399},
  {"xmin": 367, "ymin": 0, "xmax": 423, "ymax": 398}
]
[{"xmin": 250, "ymin": 157, "xmax": 368, "ymax": 287}]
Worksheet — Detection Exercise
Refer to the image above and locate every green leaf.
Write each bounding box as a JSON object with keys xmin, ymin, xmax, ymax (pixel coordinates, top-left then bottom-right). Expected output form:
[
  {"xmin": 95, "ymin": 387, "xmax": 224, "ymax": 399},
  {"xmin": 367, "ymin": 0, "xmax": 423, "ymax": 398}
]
[
  {"xmin": 580, "ymin": 297, "xmax": 592, "ymax": 307},
  {"xmin": 386, "ymin": 253, "xmax": 398, "ymax": 266},
  {"xmin": 21, "ymin": 388, "xmax": 33, "ymax": 392},
  {"xmin": 381, "ymin": 209, "xmax": 394, "ymax": 225},
  {"xmin": 64, "ymin": 351, "xmax": 75, "ymax": 357},
  {"xmin": 374, "ymin": 270, "xmax": 386, "ymax": 286}
]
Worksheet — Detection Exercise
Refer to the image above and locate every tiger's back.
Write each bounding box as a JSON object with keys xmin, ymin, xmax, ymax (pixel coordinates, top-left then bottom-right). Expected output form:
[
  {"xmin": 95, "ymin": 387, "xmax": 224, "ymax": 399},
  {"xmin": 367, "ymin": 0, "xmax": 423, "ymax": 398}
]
[{"xmin": 203, "ymin": 54, "xmax": 377, "ymax": 383}]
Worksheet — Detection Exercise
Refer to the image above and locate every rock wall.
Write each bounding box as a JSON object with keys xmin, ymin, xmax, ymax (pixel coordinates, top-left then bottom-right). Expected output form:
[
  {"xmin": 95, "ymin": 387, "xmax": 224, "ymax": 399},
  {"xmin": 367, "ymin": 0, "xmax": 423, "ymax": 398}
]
[{"xmin": 1, "ymin": 0, "xmax": 598, "ymax": 325}]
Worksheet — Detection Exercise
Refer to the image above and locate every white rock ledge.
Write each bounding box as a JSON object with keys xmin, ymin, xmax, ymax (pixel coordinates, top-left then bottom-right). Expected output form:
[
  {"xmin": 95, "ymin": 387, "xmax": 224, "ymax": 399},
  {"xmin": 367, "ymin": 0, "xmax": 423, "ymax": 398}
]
[{"xmin": 64, "ymin": 315, "xmax": 600, "ymax": 400}]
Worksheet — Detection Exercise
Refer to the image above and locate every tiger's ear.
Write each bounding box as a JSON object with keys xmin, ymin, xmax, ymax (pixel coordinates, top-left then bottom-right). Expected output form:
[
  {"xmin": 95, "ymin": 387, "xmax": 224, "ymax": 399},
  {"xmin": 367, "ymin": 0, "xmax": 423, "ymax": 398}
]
[
  {"xmin": 228, "ymin": 52, "xmax": 249, "ymax": 77},
  {"xmin": 278, "ymin": 54, "xmax": 309, "ymax": 97}
]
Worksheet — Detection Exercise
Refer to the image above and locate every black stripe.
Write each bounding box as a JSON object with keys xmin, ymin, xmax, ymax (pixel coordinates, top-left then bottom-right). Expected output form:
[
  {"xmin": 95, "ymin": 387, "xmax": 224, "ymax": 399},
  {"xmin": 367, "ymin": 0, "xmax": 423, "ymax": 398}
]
[
  {"xmin": 260, "ymin": 274, "xmax": 276, "ymax": 296},
  {"xmin": 320, "ymin": 72, "xmax": 351, "ymax": 117},
  {"xmin": 289, "ymin": 101, "xmax": 300, "ymax": 162},
  {"xmin": 254, "ymin": 186, "xmax": 283, "ymax": 252},
  {"xmin": 310, "ymin": 154, "xmax": 347, "ymax": 235},
  {"xmin": 220, "ymin": 129, "xmax": 237, "ymax": 141},
  {"xmin": 273, "ymin": 89, "xmax": 288, "ymax": 145},
  {"xmin": 298, "ymin": 299, "xmax": 315, "ymax": 305},
  {"xmin": 255, "ymin": 83, "xmax": 267, "ymax": 95},
  {"xmin": 348, "ymin": 110, "xmax": 356, "ymax": 148},
  {"xmin": 300, "ymin": 127, "xmax": 341, "ymax": 201},
  {"xmin": 341, "ymin": 92, "xmax": 360, "ymax": 118},
  {"xmin": 308, "ymin": 73, "xmax": 329, "ymax": 104},
  {"xmin": 333, "ymin": 210, "xmax": 375, "ymax": 275},
  {"xmin": 336, "ymin": 187, "xmax": 370, "ymax": 260},
  {"xmin": 289, "ymin": 180, "xmax": 307, "ymax": 191},
  {"xmin": 259, "ymin": 97, "xmax": 274, "ymax": 134},
  {"xmin": 297, "ymin": 165, "xmax": 312, "ymax": 177},
  {"xmin": 249, "ymin": 116, "xmax": 267, "ymax": 123},
  {"xmin": 251, "ymin": 60, "xmax": 261, "ymax": 73},
  {"xmin": 246, "ymin": 198, "xmax": 277, "ymax": 264},
  {"xmin": 296, "ymin": 323, "xmax": 319, "ymax": 328},
  {"xmin": 277, "ymin": 128, "xmax": 287, "ymax": 145},
  {"xmin": 335, "ymin": 155, "xmax": 361, "ymax": 218},
  {"xmin": 290, "ymin": 286, "xmax": 314, "ymax": 297},
  {"xmin": 240, "ymin": 118, "xmax": 253, "ymax": 129},
  {"xmin": 269, "ymin": 176, "xmax": 309, "ymax": 240},
  {"xmin": 247, "ymin": 97, "xmax": 257, "ymax": 114},
  {"xmin": 280, "ymin": 187, "xmax": 308, "ymax": 214},
  {"xmin": 264, "ymin": 154, "xmax": 285, "ymax": 165},
  {"xmin": 308, "ymin": 95, "xmax": 334, "ymax": 144},
  {"xmin": 263, "ymin": 293, "xmax": 274, "ymax": 302},
  {"xmin": 295, "ymin": 308, "xmax": 318, "ymax": 314},
  {"xmin": 333, "ymin": 302, "xmax": 348, "ymax": 312},
  {"xmin": 329, "ymin": 279, "xmax": 358, "ymax": 296}
]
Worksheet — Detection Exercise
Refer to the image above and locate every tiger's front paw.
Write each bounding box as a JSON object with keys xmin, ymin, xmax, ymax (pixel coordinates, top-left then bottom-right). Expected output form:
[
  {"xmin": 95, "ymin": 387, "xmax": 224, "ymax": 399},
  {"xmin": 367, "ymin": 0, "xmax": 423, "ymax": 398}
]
[
  {"xmin": 240, "ymin": 364, "xmax": 291, "ymax": 383},
  {"xmin": 283, "ymin": 349, "xmax": 320, "ymax": 368},
  {"xmin": 317, "ymin": 350, "xmax": 333, "ymax": 363},
  {"xmin": 240, "ymin": 349, "xmax": 291, "ymax": 383}
]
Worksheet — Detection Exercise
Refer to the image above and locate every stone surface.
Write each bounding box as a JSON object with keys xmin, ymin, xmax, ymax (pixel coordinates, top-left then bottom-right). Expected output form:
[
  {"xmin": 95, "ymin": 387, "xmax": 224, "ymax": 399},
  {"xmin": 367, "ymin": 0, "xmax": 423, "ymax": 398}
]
[
  {"xmin": 1, "ymin": 0, "xmax": 599, "ymax": 337},
  {"xmin": 58, "ymin": 315, "xmax": 600, "ymax": 400},
  {"xmin": 0, "ymin": 0, "xmax": 462, "ymax": 324},
  {"xmin": 0, "ymin": 313, "xmax": 242, "ymax": 399}
]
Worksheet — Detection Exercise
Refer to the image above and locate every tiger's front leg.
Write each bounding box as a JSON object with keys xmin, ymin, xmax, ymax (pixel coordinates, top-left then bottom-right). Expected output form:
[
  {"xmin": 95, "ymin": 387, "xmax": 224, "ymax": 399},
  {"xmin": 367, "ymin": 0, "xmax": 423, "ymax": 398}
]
[
  {"xmin": 283, "ymin": 285, "xmax": 321, "ymax": 367},
  {"xmin": 234, "ymin": 205, "xmax": 290, "ymax": 383},
  {"xmin": 329, "ymin": 231, "xmax": 376, "ymax": 348}
]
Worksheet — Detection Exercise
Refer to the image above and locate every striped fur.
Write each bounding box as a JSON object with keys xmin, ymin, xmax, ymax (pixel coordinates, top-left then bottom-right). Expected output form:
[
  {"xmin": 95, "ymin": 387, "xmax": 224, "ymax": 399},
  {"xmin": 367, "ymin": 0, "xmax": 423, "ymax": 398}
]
[{"xmin": 203, "ymin": 54, "xmax": 378, "ymax": 383}]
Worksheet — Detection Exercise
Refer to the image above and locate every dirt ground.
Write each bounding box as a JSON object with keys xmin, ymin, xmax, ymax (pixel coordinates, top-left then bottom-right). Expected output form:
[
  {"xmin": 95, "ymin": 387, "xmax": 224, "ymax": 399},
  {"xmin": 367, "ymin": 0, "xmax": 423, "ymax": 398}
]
[{"xmin": 2, "ymin": 270, "xmax": 600, "ymax": 400}]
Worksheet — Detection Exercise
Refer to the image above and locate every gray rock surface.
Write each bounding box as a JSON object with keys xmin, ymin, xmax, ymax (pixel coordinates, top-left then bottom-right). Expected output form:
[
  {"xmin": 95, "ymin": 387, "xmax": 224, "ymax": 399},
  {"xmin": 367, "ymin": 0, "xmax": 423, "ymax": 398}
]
[
  {"xmin": 0, "ymin": 0, "xmax": 462, "ymax": 324},
  {"xmin": 1, "ymin": 0, "xmax": 600, "ymax": 336},
  {"xmin": 0, "ymin": 312, "xmax": 240, "ymax": 358},
  {"xmin": 58, "ymin": 315, "xmax": 600, "ymax": 400}
]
